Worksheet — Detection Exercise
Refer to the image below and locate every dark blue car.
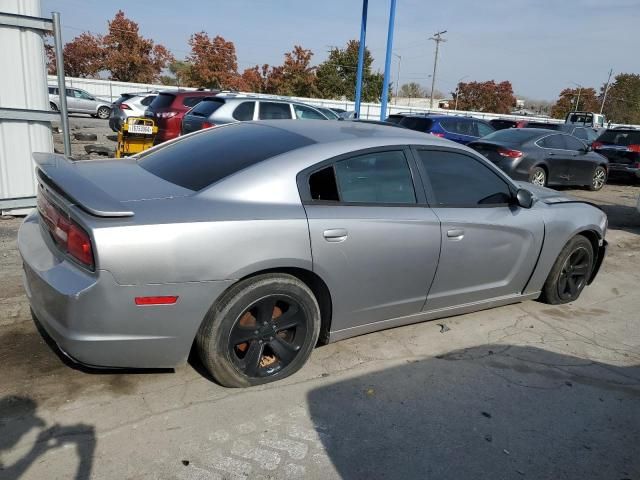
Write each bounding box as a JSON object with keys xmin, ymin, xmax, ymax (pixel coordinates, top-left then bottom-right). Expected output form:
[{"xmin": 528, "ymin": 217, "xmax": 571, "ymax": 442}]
[{"xmin": 386, "ymin": 113, "xmax": 495, "ymax": 145}]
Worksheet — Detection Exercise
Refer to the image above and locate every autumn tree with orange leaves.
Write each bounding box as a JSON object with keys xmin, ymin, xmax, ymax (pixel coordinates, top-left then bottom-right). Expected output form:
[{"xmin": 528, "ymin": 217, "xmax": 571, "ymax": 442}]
[
  {"xmin": 102, "ymin": 11, "xmax": 173, "ymax": 83},
  {"xmin": 186, "ymin": 32, "xmax": 244, "ymax": 89},
  {"xmin": 452, "ymin": 80, "xmax": 516, "ymax": 114}
]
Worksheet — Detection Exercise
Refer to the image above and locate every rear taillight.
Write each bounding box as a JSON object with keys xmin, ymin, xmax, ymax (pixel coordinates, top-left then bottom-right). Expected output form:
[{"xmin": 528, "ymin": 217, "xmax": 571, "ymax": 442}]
[
  {"xmin": 157, "ymin": 111, "xmax": 177, "ymax": 119},
  {"xmin": 628, "ymin": 144, "xmax": 640, "ymax": 153},
  {"xmin": 37, "ymin": 193, "xmax": 94, "ymax": 269},
  {"xmin": 498, "ymin": 148, "xmax": 523, "ymax": 159},
  {"xmin": 119, "ymin": 104, "xmax": 132, "ymax": 111},
  {"xmin": 202, "ymin": 121, "xmax": 215, "ymax": 129},
  {"xmin": 431, "ymin": 132, "xmax": 445, "ymax": 138},
  {"xmin": 592, "ymin": 141, "xmax": 603, "ymax": 149}
]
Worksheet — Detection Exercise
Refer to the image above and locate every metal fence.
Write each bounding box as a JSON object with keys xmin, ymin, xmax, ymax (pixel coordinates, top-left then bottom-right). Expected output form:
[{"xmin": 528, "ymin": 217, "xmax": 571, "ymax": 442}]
[{"xmin": 50, "ymin": 76, "xmax": 566, "ymax": 125}]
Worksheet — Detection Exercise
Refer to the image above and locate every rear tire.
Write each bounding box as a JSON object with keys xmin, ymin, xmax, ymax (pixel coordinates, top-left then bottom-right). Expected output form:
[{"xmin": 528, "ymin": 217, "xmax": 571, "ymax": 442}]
[
  {"xmin": 96, "ymin": 106, "xmax": 110, "ymax": 119},
  {"xmin": 530, "ymin": 166, "xmax": 547, "ymax": 187},
  {"xmin": 589, "ymin": 166, "xmax": 607, "ymax": 191},
  {"xmin": 196, "ymin": 274, "xmax": 321, "ymax": 388},
  {"xmin": 540, "ymin": 235, "xmax": 594, "ymax": 305}
]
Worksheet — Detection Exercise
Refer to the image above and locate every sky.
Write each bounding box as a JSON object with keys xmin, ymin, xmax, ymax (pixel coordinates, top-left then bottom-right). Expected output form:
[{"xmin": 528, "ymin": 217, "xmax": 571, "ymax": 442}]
[{"xmin": 41, "ymin": 0, "xmax": 640, "ymax": 101}]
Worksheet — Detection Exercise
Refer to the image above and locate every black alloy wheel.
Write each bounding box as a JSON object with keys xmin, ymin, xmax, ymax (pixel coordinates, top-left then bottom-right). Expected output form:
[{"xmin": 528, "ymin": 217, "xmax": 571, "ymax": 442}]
[
  {"xmin": 557, "ymin": 246, "xmax": 591, "ymax": 301},
  {"xmin": 228, "ymin": 295, "xmax": 307, "ymax": 378}
]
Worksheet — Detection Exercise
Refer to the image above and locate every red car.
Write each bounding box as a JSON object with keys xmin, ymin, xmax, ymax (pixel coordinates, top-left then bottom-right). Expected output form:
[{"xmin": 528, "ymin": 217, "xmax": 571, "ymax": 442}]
[{"xmin": 145, "ymin": 90, "xmax": 218, "ymax": 144}]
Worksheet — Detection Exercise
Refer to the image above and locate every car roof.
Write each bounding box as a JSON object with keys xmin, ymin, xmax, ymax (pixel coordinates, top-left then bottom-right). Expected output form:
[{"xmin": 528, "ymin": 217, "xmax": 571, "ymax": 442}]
[
  {"xmin": 158, "ymin": 90, "xmax": 218, "ymax": 96},
  {"xmin": 244, "ymin": 119, "xmax": 443, "ymax": 144}
]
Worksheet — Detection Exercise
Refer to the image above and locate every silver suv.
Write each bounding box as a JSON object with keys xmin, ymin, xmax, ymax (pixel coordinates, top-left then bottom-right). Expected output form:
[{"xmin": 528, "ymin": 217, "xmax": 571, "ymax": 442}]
[
  {"xmin": 48, "ymin": 86, "xmax": 112, "ymax": 119},
  {"xmin": 181, "ymin": 94, "xmax": 332, "ymax": 134}
]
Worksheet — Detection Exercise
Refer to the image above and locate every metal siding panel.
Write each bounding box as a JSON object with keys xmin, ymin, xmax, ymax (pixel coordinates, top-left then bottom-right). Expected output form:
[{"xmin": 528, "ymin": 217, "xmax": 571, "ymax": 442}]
[{"xmin": 0, "ymin": 0, "xmax": 53, "ymax": 212}]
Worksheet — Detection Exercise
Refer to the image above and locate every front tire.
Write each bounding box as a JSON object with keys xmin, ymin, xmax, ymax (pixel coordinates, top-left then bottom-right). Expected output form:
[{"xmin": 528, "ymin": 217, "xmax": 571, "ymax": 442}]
[
  {"xmin": 97, "ymin": 106, "xmax": 110, "ymax": 119},
  {"xmin": 196, "ymin": 274, "xmax": 321, "ymax": 388},
  {"xmin": 589, "ymin": 166, "xmax": 607, "ymax": 191},
  {"xmin": 530, "ymin": 166, "xmax": 547, "ymax": 187},
  {"xmin": 540, "ymin": 235, "xmax": 594, "ymax": 305}
]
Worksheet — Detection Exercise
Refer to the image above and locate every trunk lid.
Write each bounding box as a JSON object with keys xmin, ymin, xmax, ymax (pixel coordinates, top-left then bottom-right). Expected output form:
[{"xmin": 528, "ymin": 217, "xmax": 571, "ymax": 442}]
[{"xmin": 34, "ymin": 153, "xmax": 192, "ymax": 217}]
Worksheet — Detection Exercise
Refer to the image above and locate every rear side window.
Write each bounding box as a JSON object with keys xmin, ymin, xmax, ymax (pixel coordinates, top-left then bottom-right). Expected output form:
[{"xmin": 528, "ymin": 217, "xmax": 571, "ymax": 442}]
[
  {"xmin": 475, "ymin": 121, "xmax": 495, "ymax": 137},
  {"xmin": 441, "ymin": 118, "xmax": 476, "ymax": 136},
  {"xmin": 259, "ymin": 102, "xmax": 292, "ymax": 120},
  {"xmin": 150, "ymin": 93, "xmax": 175, "ymax": 109},
  {"xmin": 48, "ymin": 87, "xmax": 58, "ymax": 95},
  {"xmin": 138, "ymin": 123, "xmax": 315, "ymax": 191},
  {"xmin": 418, "ymin": 150, "xmax": 512, "ymax": 207},
  {"xmin": 398, "ymin": 117, "xmax": 434, "ymax": 132},
  {"xmin": 183, "ymin": 96, "xmax": 205, "ymax": 107},
  {"xmin": 188, "ymin": 98, "xmax": 225, "ymax": 117},
  {"xmin": 308, "ymin": 151, "xmax": 416, "ymax": 205},
  {"xmin": 233, "ymin": 102, "xmax": 255, "ymax": 121},
  {"xmin": 539, "ymin": 134, "xmax": 565, "ymax": 149}
]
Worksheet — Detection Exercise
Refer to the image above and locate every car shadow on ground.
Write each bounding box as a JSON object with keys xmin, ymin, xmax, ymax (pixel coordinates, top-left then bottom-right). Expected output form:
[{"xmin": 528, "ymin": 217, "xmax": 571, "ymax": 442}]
[
  {"xmin": 307, "ymin": 345, "xmax": 640, "ymax": 480},
  {"xmin": 0, "ymin": 396, "xmax": 96, "ymax": 479}
]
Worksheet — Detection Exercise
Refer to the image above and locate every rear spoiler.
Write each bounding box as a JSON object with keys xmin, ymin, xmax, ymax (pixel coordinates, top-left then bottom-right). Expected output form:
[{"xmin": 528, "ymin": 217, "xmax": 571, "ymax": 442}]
[{"xmin": 33, "ymin": 153, "xmax": 134, "ymax": 217}]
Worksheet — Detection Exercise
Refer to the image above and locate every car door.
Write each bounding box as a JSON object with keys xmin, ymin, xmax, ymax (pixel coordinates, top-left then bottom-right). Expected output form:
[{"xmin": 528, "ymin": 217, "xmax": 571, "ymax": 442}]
[
  {"xmin": 65, "ymin": 88, "xmax": 80, "ymax": 112},
  {"xmin": 414, "ymin": 147, "xmax": 544, "ymax": 311},
  {"xmin": 73, "ymin": 89, "xmax": 97, "ymax": 113},
  {"xmin": 301, "ymin": 148, "xmax": 441, "ymax": 331},
  {"xmin": 536, "ymin": 134, "xmax": 571, "ymax": 184},
  {"xmin": 561, "ymin": 134, "xmax": 595, "ymax": 185}
]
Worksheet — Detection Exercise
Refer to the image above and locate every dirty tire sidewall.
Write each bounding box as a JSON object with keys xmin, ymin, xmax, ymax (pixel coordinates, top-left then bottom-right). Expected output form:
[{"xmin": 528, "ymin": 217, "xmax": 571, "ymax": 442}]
[
  {"xmin": 196, "ymin": 274, "xmax": 321, "ymax": 388},
  {"xmin": 97, "ymin": 106, "xmax": 110, "ymax": 119},
  {"xmin": 541, "ymin": 235, "xmax": 594, "ymax": 305}
]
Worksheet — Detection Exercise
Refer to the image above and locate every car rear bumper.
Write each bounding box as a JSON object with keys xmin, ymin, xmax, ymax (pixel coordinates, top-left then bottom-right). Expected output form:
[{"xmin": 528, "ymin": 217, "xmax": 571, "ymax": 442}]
[
  {"xmin": 18, "ymin": 211, "xmax": 232, "ymax": 369},
  {"xmin": 607, "ymin": 163, "xmax": 640, "ymax": 178}
]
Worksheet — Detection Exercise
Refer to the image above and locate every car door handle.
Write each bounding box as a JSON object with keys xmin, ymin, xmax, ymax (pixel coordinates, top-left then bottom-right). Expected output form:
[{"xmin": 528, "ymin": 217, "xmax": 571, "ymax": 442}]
[
  {"xmin": 447, "ymin": 229, "xmax": 465, "ymax": 240},
  {"xmin": 323, "ymin": 229, "xmax": 348, "ymax": 242},
  {"xmin": 548, "ymin": 152, "xmax": 557, "ymax": 156}
]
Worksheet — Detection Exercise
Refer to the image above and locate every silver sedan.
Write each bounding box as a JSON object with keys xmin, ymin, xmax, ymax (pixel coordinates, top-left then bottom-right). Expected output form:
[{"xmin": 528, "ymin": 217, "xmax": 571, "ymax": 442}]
[{"xmin": 19, "ymin": 121, "xmax": 608, "ymax": 387}]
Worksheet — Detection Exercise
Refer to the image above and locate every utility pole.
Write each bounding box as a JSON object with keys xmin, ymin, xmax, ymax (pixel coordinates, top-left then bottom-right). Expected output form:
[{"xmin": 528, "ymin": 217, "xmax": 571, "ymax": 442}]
[
  {"xmin": 429, "ymin": 30, "xmax": 447, "ymax": 109},
  {"xmin": 394, "ymin": 54, "xmax": 401, "ymax": 104},
  {"xmin": 600, "ymin": 68, "xmax": 613, "ymax": 114},
  {"xmin": 570, "ymin": 81, "xmax": 583, "ymax": 112}
]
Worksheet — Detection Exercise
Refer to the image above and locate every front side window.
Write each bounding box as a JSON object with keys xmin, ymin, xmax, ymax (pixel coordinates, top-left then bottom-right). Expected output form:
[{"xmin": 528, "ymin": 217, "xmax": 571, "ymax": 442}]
[
  {"xmin": 539, "ymin": 134, "xmax": 565, "ymax": 149},
  {"xmin": 293, "ymin": 104, "xmax": 326, "ymax": 120},
  {"xmin": 417, "ymin": 150, "xmax": 512, "ymax": 207},
  {"xmin": 308, "ymin": 151, "xmax": 416, "ymax": 205},
  {"xmin": 476, "ymin": 121, "xmax": 495, "ymax": 137},
  {"xmin": 563, "ymin": 135, "xmax": 587, "ymax": 151},
  {"xmin": 259, "ymin": 102, "xmax": 292, "ymax": 120},
  {"xmin": 233, "ymin": 101, "xmax": 256, "ymax": 121}
]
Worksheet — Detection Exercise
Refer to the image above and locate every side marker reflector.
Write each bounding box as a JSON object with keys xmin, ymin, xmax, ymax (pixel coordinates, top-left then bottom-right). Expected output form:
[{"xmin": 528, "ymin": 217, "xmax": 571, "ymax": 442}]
[{"xmin": 135, "ymin": 296, "xmax": 179, "ymax": 306}]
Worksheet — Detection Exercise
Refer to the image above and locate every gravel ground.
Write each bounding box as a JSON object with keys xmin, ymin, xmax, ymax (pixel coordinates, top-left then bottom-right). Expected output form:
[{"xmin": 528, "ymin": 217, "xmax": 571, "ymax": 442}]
[{"xmin": 0, "ymin": 127, "xmax": 639, "ymax": 479}]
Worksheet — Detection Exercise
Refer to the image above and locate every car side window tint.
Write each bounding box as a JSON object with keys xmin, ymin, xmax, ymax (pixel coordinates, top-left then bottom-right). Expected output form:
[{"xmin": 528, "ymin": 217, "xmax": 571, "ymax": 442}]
[
  {"xmin": 293, "ymin": 104, "xmax": 326, "ymax": 120},
  {"xmin": 564, "ymin": 135, "xmax": 586, "ymax": 151},
  {"xmin": 476, "ymin": 121, "xmax": 494, "ymax": 137},
  {"xmin": 439, "ymin": 119, "xmax": 456, "ymax": 133},
  {"xmin": 233, "ymin": 101, "xmax": 255, "ymax": 121},
  {"xmin": 334, "ymin": 151, "xmax": 416, "ymax": 204},
  {"xmin": 418, "ymin": 150, "xmax": 512, "ymax": 207},
  {"xmin": 141, "ymin": 96, "xmax": 155, "ymax": 106},
  {"xmin": 539, "ymin": 134, "xmax": 565, "ymax": 149},
  {"xmin": 309, "ymin": 167, "xmax": 339, "ymax": 201},
  {"xmin": 259, "ymin": 102, "xmax": 292, "ymax": 120}
]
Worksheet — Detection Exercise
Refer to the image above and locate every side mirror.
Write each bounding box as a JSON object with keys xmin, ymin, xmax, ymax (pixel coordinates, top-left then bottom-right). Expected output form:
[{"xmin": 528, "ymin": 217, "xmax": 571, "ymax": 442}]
[
  {"xmin": 583, "ymin": 145, "xmax": 592, "ymax": 153},
  {"xmin": 516, "ymin": 188, "xmax": 534, "ymax": 209}
]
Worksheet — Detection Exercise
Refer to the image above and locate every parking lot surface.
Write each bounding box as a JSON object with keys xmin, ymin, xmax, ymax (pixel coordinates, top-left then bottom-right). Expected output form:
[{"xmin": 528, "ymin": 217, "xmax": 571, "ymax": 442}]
[{"xmin": 1, "ymin": 121, "xmax": 639, "ymax": 479}]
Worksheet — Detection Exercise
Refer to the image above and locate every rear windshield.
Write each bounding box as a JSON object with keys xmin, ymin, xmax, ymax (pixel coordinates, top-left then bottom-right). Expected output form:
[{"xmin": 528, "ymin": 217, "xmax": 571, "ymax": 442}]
[
  {"xmin": 138, "ymin": 123, "xmax": 315, "ymax": 191},
  {"xmin": 188, "ymin": 98, "xmax": 225, "ymax": 117},
  {"xmin": 481, "ymin": 129, "xmax": 544, "ymax": 143},
  {"xmin": 398, "ymin": 116, "xmax": 434, "ymax": 132},
  {"xmin": 183, "ymin": 96, "xmax": 206, "ymax": 107},
  {"xmin": 149, "ymin": 93, "xmax": 175, "ymax": 109},
  {"xmin": 113, "ymin": 93, "xmax": 136, "ymax": 105},
  {"xmin": 597, "ymin": 129, "xmax": 640, "ymax": 145}
]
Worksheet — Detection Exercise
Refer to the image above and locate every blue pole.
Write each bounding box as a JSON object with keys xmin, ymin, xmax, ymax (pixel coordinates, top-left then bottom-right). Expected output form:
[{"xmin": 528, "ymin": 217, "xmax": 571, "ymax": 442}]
[
  {"xmin": 354, "ymin": 0, "xmax": 368, "ymax": 119},
  {"xmin": 380, "ymin": 0, "xmax": 397, "ymax": 121}
]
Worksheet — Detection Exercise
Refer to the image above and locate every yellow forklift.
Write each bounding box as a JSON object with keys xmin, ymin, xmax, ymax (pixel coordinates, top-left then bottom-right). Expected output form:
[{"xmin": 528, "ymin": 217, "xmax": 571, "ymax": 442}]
[{"xmin": 115, "ymin": 117, "xmax": 158, "ymax": 158}]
